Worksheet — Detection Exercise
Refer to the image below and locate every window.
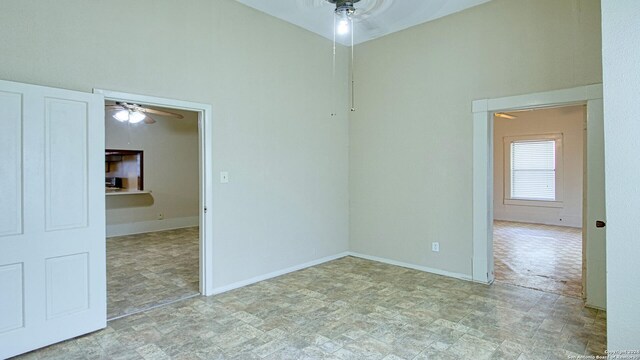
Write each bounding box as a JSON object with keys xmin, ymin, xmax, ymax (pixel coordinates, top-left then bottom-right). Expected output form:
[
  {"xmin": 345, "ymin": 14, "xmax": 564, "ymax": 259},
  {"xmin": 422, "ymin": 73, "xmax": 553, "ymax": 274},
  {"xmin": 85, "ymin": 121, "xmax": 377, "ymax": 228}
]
[
  {"xmin": 504, "ymin": 134, "xmax": 563, "ymax": 207},
  {"xmin": 511, "ymin": 140, "xmax": 556, "ymax": 200}
]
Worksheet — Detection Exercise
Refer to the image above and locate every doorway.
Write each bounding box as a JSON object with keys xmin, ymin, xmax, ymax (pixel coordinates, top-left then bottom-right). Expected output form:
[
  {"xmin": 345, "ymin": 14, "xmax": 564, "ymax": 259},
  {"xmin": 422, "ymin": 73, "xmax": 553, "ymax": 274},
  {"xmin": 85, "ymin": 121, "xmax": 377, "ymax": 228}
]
[
  {"xmin": 105, "ymin": 103, "xmax": 200, "ymax": 319},
  {"xmin": 491, "ymin": 105, "xmax": 586, "ymax": 298},
  {"xmin": 95, "ymin": 89, "xmax": 215, "ymax": 319},
  {"xmin": 471, "ymin": 84, "xmax": 606, "ymax": 309}
]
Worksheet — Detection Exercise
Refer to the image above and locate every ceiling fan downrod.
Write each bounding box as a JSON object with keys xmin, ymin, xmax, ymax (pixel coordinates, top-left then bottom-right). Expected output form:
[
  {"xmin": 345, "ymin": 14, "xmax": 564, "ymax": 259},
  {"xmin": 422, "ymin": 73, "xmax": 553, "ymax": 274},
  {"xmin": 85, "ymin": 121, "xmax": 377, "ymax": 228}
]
[{"xmin": 327, "ymin": 0, "xmax": 360, "ymax": 14}]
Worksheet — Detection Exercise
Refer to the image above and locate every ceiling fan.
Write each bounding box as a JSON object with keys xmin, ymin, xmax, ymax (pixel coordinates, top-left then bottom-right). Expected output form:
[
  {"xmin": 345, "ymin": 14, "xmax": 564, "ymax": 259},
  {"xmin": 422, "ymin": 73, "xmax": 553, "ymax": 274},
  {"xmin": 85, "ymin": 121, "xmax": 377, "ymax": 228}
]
[
  {"xmin": 105, "ymin": 102, "xmax": 184, "ymax": 124},
  {"xmin": 300, "ymin": 0, "xmax": 391, "ymax": 35},
  {"xmin": 495, "ymin": 112, "xmax": 518, "ymax": 120},
  {"xmin": 298, "ymin": 0, "xmax": 392, "ymax": 114}
]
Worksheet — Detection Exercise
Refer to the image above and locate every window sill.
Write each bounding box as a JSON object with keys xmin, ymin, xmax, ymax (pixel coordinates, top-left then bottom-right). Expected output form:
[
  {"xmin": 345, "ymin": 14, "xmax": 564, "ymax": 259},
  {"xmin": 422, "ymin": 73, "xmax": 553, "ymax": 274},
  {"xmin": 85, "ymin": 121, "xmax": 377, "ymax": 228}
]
[
  {"xmin": 504, "ymin": 199, "xmax": 563, "ymax": 208},
  {"xmin": 106, "ymin": 189, "xmax": 152, "ymax": 196}
]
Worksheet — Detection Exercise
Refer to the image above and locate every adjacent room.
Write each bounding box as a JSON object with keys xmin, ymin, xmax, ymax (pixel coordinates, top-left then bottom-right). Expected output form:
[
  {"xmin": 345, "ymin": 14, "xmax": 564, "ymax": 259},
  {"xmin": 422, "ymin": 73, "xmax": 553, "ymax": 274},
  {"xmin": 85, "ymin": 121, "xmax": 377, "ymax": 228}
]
[
  {"xmin": 105, "ymin": 101, "xmax": 201, "ymax": 319},
  {"xmin": 492, "ymin": 106, "xmax": 585, "ymax": 299},
  {"xmin": 1, "ymin": 0, "xmax": 639, "ymax": 358}
]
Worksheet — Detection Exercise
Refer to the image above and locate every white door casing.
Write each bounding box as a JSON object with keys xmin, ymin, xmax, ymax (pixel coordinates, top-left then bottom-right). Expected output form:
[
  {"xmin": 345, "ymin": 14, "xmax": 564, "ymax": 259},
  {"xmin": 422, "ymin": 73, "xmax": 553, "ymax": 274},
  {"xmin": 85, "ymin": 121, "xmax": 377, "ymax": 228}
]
[
  {"xmin": 94, "ymin": 89, "xmax": 215, "ymax": 297},
  {"xmin": 472, "ymin": 84, "xmax": 606, "ymax": 309},
  {"xmin": 0, "ymin": 80, "xmax": 106, "ymax": 358}
]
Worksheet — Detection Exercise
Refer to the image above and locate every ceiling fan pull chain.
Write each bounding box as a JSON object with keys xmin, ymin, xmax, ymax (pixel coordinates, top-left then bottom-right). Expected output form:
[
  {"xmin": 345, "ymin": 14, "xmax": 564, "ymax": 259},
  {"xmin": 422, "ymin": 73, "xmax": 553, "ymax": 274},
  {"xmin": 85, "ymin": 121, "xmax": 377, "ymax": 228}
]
[
  {"xmin": 126, "ymin": 120, "xmax": 132, "ymax": 145},
  {"xmin": 350, "ymin": 17, "xmax": 355, "ymax": 112},
  {"xmin": 331, "ymin": 13, "xmax": 337, "ymax": 117}
]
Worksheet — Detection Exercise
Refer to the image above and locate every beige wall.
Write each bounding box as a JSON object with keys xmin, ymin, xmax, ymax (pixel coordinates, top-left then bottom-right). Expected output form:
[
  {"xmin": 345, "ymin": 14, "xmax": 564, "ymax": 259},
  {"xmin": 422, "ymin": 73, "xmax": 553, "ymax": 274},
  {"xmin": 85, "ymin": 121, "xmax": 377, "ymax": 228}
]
[
  {"xmin": 350, "ymin": 0, "xmax": 602, "ymax": 277},
  {"xmin": 105, "ymin": 109, "xmax": 200, "ymax": 236},
  {"xmin": 0, "ymin": 0, "xmax": 605, "ymax": 290},
  {"xmin": 493, "ymin": 106, "xmax": 584, "ymax": 228},
  {"xmin": 0, "ymin": 0, "xmax": 350, "ymax": 289}
]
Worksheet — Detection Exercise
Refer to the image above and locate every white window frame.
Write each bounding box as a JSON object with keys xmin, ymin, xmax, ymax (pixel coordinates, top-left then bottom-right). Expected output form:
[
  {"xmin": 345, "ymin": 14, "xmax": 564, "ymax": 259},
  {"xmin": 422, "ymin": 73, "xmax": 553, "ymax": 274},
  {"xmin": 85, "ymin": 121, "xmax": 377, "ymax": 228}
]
[{"xmin": 503, "ymin": 133, "xmax": 564, "ymax": 208}]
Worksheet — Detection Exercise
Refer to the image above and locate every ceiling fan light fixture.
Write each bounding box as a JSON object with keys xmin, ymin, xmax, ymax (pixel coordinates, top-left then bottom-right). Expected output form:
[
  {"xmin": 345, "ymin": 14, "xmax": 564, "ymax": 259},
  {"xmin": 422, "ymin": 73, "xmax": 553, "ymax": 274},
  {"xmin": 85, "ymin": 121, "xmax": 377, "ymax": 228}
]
[
  {"xmin": 495, "ymin": 112, "xmax": 517, "ymax": 120},
  {"xmin": 327, "ymin": 0, "xmax": 359, "ymax": 114},
  {"xmin": 336, "ymin": 8, "xmax": 352, "ymax": 35},
  {"xmin": 128, "ymin": 111, "xmax": 146, "ymax": 124},
  {"xmin": 113, "ymin": 110, "xmax": 130, "ymax": 122}
]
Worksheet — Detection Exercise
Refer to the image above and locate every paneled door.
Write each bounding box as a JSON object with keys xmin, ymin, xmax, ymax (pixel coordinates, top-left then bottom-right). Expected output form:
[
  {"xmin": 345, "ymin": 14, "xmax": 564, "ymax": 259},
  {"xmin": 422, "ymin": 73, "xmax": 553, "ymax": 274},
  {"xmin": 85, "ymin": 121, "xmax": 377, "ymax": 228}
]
[{"xmin": 0, "ymin": 80, "xmax": 106, "ymax": 358}]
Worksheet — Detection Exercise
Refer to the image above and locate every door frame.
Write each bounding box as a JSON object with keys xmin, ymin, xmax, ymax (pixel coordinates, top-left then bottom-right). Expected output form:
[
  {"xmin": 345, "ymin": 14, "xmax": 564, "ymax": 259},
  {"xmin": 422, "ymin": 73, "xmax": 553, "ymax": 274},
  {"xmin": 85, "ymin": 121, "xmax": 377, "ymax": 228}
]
[
  {"xmin": 94, "ymin": 89, "xmax": 214, "ymax": 297},
  {"xmin": 471, "ymin": 84, "xmax": 604, "ymax": 307}
]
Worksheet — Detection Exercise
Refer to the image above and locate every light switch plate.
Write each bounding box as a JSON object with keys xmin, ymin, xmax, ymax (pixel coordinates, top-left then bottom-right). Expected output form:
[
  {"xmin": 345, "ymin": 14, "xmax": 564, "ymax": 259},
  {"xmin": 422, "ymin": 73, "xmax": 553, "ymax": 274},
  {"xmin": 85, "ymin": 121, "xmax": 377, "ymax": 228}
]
[{"xmin": 220, "ymin": 171, "xmax": 229, "ymax": 183}]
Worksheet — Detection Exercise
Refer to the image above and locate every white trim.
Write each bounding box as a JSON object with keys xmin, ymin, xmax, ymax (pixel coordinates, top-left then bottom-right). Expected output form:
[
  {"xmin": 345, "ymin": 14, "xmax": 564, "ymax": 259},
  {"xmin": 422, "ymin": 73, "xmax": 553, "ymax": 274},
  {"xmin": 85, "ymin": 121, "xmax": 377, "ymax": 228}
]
[
  {"xmin": 94, "ymin": 88, "xmax": 215, "ymax": 296},
  {"xmin": 484, "ymin": 84, "xmax": 602, "ymax": 112},
  {"xmin": 211, "ymin": 252, "xmax": 351, "ymax": 295},
  {"xmin": 503, "ymin": 199, "xmax": 563, "ymax": 208},
  {"xmin": 93, "ymin": 90, "xmax": 211, "ymax": 112},
  {"xmin": 493, "ymin": 213, "xmax": 581, "ymax": 228},
  {"xmin": 472, "ymin": 84, "xmax": 604, "ymax": 294},
  {"xmin": 211, "ymin": 251, "xmax": 479, "ymax": 296},
  {"xmin": 348, "ymin": 252, "xmax": 473, "ymax": 282},
  {"xmin": 106, "ymin": 216, "xmax": 199, "ymax": 237}
]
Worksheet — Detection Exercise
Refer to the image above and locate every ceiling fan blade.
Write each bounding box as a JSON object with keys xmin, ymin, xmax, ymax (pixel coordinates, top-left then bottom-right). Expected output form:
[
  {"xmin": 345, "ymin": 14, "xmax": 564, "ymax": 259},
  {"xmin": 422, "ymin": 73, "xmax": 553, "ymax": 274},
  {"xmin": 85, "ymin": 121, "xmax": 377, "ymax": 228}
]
[
  {"xmin": 108, "ymin": 102, "xmax": 184, "ymax": 119},
  {"xmin": 297, "ymin": 0, "xmax": 329, "ymax": 8},
  {"xmin": 144, "ymin": 114, "xmax": 157, "ymax": 124},
  {"xmin": 138, "ymin": 107, "xmax": 184, "ymax": 119}
]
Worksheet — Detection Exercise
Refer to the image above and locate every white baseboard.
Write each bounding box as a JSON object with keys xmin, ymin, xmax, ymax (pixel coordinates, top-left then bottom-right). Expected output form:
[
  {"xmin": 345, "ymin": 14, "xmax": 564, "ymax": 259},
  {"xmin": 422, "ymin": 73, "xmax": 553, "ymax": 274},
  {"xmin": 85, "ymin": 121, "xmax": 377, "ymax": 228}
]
[
  {"xmin": 585, "ymin": 302, "xmax": 606, "ymax": 311},
  {"xmin": 211, "ymin": 252, "xmax": 351, "ymax": 295},
  {"xmin": 210, "ymin": 251, "xmax": 477, "ymax": 297},
  {"xmin": 106, "ymin": 216, "xmax": 199, "ymax": 237},
  {"xmin": 494, "ymin": 211, "xmax": 582, "ymax": 228},
  {"xmin": 347, "ymin": 252, "xmax": 473, "ymax": 282}
]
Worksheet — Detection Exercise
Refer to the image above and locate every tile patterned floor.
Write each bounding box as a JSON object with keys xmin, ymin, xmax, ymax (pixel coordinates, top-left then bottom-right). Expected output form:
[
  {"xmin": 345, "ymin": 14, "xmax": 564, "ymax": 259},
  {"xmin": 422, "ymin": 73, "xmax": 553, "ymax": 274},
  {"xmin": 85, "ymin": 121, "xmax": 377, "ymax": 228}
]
[
  {"xmin": 494, "ymin": 221, "xmax": 583, "ymax": 299},
  {"xmin": 17, "ymin": 256, "xmax": 606, "ymax": 360},
  {"xmin": 107, "ymin": 227, "xmax": 200, "ymax": 319}
]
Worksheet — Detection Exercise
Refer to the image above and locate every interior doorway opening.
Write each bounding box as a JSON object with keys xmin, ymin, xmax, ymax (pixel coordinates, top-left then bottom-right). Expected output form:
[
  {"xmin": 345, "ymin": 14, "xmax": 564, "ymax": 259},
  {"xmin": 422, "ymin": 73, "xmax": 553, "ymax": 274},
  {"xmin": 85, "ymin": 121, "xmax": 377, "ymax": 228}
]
[
  {"xmin": 104, "ymin": 102, "xmax": 201, "ymax": 320},
  {"xmin": 95, "ymin": 89, "xmax": 215, "ymax": 320},
  {"xmin": 472, "ymin": 84, "xmax": 606, "ymax": 309},
  {"xmin": 491, "ymin": 105, "xmax": 586, "ymax": 298}
]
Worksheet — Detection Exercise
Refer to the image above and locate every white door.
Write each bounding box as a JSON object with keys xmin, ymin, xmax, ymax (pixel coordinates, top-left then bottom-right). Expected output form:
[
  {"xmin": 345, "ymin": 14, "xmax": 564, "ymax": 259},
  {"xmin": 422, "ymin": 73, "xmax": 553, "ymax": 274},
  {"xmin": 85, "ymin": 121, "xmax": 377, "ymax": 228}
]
[{"xmin": 0, "ymin": 80, "xmax": 106, "ymax": 358}]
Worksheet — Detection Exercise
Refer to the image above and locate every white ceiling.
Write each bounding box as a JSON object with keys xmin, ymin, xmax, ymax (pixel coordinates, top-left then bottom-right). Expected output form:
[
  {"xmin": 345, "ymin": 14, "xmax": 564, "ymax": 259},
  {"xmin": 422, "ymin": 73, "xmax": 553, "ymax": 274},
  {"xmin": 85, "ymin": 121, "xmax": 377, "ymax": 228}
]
[{"xmin": 233, "ymin": 0, "xmax": 491, "ymax": 45}]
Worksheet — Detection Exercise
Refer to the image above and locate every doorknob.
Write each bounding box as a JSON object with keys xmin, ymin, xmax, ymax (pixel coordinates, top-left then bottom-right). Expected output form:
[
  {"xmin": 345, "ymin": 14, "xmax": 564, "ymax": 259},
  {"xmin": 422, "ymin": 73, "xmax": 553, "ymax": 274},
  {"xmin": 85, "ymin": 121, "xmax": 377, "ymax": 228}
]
[{"xmin": 596, "ymin": 220, "xmax": 606, "ymax": 228}]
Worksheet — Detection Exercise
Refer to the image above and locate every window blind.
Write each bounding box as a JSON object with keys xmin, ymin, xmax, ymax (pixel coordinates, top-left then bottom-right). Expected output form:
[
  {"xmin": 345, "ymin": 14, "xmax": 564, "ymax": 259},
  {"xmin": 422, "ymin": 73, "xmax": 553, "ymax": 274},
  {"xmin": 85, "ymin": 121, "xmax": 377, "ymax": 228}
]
[{"xmin": 511, "ymin": 140, "xmax": 556, "ymax": 200}]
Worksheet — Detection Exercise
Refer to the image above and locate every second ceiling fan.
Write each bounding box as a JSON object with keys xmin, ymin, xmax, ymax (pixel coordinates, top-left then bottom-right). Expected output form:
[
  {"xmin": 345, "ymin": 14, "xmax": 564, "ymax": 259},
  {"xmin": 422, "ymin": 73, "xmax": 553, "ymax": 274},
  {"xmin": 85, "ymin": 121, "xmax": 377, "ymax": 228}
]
[{"xmin": 106, "ymin": 102, "xmax": 184, "ymax": 124}]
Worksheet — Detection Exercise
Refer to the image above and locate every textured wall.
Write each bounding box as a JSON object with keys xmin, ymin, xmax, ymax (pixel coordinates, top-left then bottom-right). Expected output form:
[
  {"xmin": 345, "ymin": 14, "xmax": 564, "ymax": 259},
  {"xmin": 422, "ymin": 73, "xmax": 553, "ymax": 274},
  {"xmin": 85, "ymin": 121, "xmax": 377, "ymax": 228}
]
[
  {"xmin": 350, "ymin": 0, "xmax": 602, "ymax": 276},
  {"xmin": 493, "ymin": 106, "xmax": 584, "ymax": 228},
  {"xmin": 0, "ymin": 0, "xmax": 350, "ymax": 289}
]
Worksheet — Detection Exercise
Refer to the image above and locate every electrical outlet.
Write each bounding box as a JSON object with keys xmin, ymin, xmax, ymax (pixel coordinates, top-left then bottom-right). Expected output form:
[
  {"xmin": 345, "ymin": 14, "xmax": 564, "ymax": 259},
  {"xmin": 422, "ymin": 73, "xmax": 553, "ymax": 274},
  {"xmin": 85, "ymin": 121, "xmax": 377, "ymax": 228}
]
[
  {"xmin": 157, "ymin": 213, "xmax": 164, "ymax": 220},
  {"xmin": 432, "ymin": 242, "xmax": 440, "ymax": 252}
]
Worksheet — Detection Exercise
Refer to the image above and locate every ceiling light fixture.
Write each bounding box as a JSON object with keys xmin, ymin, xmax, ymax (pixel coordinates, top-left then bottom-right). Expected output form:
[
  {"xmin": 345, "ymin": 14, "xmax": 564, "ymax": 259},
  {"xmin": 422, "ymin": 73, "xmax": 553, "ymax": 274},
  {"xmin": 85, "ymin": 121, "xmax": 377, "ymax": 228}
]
[
  {"xmin": 329, "ymin": 0, "xmax": 359, "ymax": 115},
  {"xmin": 112, "ymin": 109, "xmax": 147, "ymax": 124},
  {"xmin": 113, "ymin": 110, "xmax": 130, "ymax": 122},
  {"xmin": 335, "ymin": 4, "xmax": 354, "ymax": 35},
  {"xmin": 128, "ymin": 111, "xmax": 146, "ymax": 124},
  {"xmin": 495, "ymin": 112, "xmax": 518, "ymax": 120}
]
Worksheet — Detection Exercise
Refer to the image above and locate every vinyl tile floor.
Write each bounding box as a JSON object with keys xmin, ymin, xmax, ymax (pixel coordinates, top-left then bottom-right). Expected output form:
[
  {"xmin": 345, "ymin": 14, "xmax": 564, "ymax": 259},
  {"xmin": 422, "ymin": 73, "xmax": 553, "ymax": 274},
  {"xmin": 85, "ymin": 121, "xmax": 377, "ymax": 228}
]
[
  {"xmin": 493, "ymin": 221, "xmax": 583, "ymax": 299},
  {"xmin": 17, "ymin": 256, "xmax": 606, "ymax": 360},
  {"xmin": 107, "ymin": 227, "xmax": 200, "ymax": 320}
]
